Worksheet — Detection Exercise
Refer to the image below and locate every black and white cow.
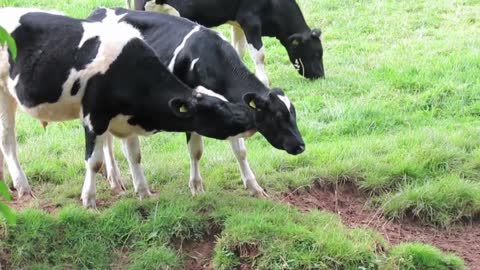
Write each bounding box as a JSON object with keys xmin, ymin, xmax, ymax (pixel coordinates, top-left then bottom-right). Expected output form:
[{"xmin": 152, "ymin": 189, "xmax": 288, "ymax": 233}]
[
  {"xmin": 0, "ymin": 8, "xmax": 256, "ymax": 208},
  {"xmin": 128, "ymin": 0, "xmax": 325, "ymax": 86},
  {"xmin": 88, "ymin": 8, "xmax": 305, "ymax": 197}
]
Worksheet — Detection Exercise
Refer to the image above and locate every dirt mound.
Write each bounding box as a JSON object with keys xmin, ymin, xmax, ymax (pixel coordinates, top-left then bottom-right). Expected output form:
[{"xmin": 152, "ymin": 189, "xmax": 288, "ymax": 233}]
[{"xmin": 280, "ymin": 179, "xmax": 480, "ymax": 269}]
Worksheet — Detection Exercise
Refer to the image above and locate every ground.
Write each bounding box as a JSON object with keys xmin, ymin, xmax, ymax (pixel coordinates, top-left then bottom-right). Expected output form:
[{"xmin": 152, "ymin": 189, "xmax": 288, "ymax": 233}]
[{"xmin": 0, "ymin": 0, "xmax": 479, "ymax": 269}]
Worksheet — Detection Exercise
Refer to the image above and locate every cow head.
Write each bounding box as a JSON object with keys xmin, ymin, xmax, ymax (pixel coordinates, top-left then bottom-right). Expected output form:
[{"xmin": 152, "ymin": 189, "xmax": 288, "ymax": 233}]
[
  {"xmin": 243, "ymin": 89, "xmax": 305, "ymax": 155},
  {"xmin": 285, "ymin": 28, "xmax": 324, "ymax": 79},
  {"xmin": 169, "ymin": 92, "xmax": 253, "ymax": 140}
]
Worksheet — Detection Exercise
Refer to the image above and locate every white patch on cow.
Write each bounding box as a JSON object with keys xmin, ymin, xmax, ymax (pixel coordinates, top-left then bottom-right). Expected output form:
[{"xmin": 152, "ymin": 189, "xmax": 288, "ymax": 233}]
[
  {"xmin": 103, "ymin": 133, "xmax": 126, "ymax": 192},
  {"xmin": 247, "ymin": 45, "xmax": 269, "ymax": 86},
  {"xmin": 144, "ymin": 1, "xmax": 180, "ymax": 16},
  {"xmin": 0, "ymin": 75, "xmax": 32, "ymax": 197},
  {"xmin": 121, "ymin": 136, "xmax": 151, "ymax": 198},
  {"xmin": 0, "ymin": 8, "xmax": 63, "ymax": 34},
  {"xmin": 295, "ymin": 58, "xmax": 305, "ymax": 77},
  {"xmin": 227, "ymin": 129, "xmax": 257, "ymax": 140},
  {"xmin": 168, "ymin": 26, "xmax": 201, "ymax": 72},
  {"xmin": 187, "ymin": 133, "xmax": 204, "ymax": 194},
  {"xmin": 102, "ymin": 8, "xmax": 127, "ymax": 25},
  {"xmin": 8, "ymin": 20, "xmax": 144, "ymax": 123},
  {"xmin": 108, "ymin": 114, "xmax": 155, "ymax": 138},
  {"xmin": 6, "ymin": 75, "xmax": 19, "ymax": 99},
  {"xmin": 81, "ymin": 135, "xmax": 105, "ymax": 208},
  {"xmin": 229, "ymin": 137, "xmax": 266, "ymax": 197},
  {"xmin": 190, "ymin": 58, "xmax": 199, "ymax": 71},
  {"xmin": 194, "ymin": 86, "xmax": 228, "ymax": 102},
  {"xmin": 0, "ymin": 46, "xmax": 10, "ymax": 88},
  {"xmin": 83, "ymin": 114, "xmax": 94, "ymax": 131},
  {"xmin": 227, "ymin": 21, "xmax": 247, "ymax": 57},
  {"xmin": 277, "ymin": 94, "xmax": 292, "ymax": 112}
]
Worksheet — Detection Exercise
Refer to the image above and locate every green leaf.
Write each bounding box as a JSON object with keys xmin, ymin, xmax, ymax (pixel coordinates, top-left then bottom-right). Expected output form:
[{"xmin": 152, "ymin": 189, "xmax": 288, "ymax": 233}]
[
  {"xmin": 0, "ymin": 202, "xmax": 16, "ymax": 225},
  {"xmin": 0, "ymin": 181, "xmax": 11, "ymax": 200},
  {"xmin": 0, "ymin": 25, "xmax": 17, "ymax": 60}
]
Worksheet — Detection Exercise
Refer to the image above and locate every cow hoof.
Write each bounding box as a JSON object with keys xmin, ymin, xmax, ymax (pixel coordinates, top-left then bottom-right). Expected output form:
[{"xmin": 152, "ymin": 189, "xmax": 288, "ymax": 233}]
[
  {"xmin": 81, "ymin": 194, "xmax": 97, "ymax": 209},
  {"xmin": 109, "ymin": 178, "xmax": 127, "ymax": 194},
  {"xmin": 246, "ymin": 183, "xmax": 269, "ymax": 198},
  {"xmin": 82, "ymin": 197, "xmax": 97, "ymax": 209},
  {"xmin": 137, "ymin": 189, "xmax": 152, "ymax": 200},
  {"xmin": 253, "ymin": 189, "xmax": 269, "ymax": 198},
  {"xmin": 189, "ymin": 181, "xmax": 205, "ymax": 195},
  {"xmin": 16, "ymin": 185, "xmax": 34, "ymax": 199}
]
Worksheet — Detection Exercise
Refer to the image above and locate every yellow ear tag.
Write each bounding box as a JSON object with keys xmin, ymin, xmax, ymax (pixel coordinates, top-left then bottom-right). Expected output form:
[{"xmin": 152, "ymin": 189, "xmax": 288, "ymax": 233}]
[
  {"xmin": 179, "ymin": 105, "xmax": 188, "ymax": 113},
  {"xmin": 292, "ymin": 40, "xmax": 299, "ymax": 46},
  {"xmin": 249, "ymin": 100, "xmax": 256, "ymax": 109}
]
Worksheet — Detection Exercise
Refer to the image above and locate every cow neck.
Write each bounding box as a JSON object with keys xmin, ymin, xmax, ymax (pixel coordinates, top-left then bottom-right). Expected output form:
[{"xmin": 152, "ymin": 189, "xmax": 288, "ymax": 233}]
[
  {"xmin": 218, "ymin": 42, "xmax": 270, "ymax": 100},
  {"xmin": 149, "ymin": 71, "xmax": 197, "ymax": 131},
  {"xmin": 273, "ymin": 2, "xmax": 310, "ymax": 45}
]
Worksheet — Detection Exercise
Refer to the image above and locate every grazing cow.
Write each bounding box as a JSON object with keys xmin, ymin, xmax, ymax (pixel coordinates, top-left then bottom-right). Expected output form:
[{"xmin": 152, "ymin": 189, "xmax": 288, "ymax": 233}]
[
  {"xmin": 88, "ymin": 8, "xmax": 305, "ymax": 197},
  {"xmin": 128, "ymin": 0, "xmax": 325, "ymax": 86},
  {"xmin": 0, "ymin": 8, "xmax": 255, "ymax": 208}
]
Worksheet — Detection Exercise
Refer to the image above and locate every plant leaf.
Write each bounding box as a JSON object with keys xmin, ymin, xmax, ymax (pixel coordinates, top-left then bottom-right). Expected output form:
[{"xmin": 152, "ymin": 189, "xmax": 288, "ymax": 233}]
[
  {"xmin": 0, "ymin": 25, "xmax": 17, "ymax": 60},
  {"xmin": 0, "ymin": 181, "xmax": 11, "ymax": 200},
  {"xmin": 0, "ymin": 202, "xmax": 16, "ymax": 225}
]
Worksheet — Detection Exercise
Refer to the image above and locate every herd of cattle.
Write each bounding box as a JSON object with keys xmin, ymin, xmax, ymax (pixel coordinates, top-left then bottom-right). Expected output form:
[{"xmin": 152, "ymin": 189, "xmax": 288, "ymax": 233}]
[{"xmin": 0, "ymin": 0, "xmax": 324, "ymax": 208}]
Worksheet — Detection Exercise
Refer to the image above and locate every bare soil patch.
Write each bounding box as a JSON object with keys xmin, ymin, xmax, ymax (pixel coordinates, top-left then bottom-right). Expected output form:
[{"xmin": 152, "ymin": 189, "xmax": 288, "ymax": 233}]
[
  {"xmin": 174, "ymin": 221, "xmax": 222, "ymax": 270},
  {"xmin": 280, "ymin": 179, "xmax": 480, "ymax": 270}
]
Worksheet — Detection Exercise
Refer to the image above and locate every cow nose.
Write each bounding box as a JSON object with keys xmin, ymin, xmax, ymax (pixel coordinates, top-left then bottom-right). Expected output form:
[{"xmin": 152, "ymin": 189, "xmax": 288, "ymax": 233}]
[
  {"xmin": 297, "ymin": 144, "xmax": 305, "ymax": 154},
  {"xmin": 289, "ymin": 144, "xmax": 305, "ymax": 155}
]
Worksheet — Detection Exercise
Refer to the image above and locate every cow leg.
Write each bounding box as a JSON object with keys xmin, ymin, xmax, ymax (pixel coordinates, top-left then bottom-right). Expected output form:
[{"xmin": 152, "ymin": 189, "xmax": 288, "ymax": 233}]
[
  {"xmin": 0, "ymin": 90, "xmax": 32, "ymax": 197},
  {"xmin": 121, "ymin": 136, "xmax": 152, "ymax": 198},
  {"xmin": 229, "ymin": 137, "xmax": 268, "ymax": 197},
  {"xmin": 187, "ymin": 132, "xmax": 205, "ymax": 195},
  {"xmin": 81, "ymin": 129, "xmax": 105, "ymax": 209},
  {"xmin": 103, "ymin": 132, "xmax": 126, "ymax": 193},
  {"xmin": 134, "ymin": 0, "xmax": 148, "ymax": 10},
  {"xmin": 231, "ymin": 24, "xmax": 247, "ymax": 58},
  {"xmin": 144, "ymin": 0, "xmax": 180, "ymax": 16},
  {"xmin": 239, "ymin": 19, "xmax": 269, "ymax": 86}
]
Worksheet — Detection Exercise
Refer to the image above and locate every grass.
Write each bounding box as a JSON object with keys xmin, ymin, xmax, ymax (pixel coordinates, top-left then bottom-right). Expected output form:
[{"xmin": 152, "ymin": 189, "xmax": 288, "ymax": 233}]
[
  {"xmin": 385, "ymin": 243, "xmax": 465, "ymax": 270},
  {"xmin": 1, "ymin": 0, "xmax": 479, "ymax": 268}
]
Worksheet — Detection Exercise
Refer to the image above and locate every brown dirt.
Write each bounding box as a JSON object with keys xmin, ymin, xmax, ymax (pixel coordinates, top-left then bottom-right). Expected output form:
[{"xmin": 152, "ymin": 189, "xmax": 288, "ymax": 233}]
[
  {"xmin": 279, "ymin": 179, "xmax": 480, "ymax": 270},
  {"xmin": 110, "ymin": 247, "xmax": 130, "ymax": 270},
  {"xmin": 174, "ymin": 221, "xmax": 222, "ymax": 270}
]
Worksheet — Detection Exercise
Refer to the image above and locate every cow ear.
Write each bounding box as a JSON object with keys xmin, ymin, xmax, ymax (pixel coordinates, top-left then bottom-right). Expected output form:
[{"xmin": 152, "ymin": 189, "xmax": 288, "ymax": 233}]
[
  {"xmin": 288, "ymin": 33, "xmax": 304, "ymax": 47},
  {"xmin": 168, "ymin": 98, "xmax": 194, "ymax": 118},
  {"xmin": 243, "ymin": 93, "xmax": 267, "ymax": 110},
  {"xmin": 311, "ymin": 29, "xmax": 321, "ymax": 39}
]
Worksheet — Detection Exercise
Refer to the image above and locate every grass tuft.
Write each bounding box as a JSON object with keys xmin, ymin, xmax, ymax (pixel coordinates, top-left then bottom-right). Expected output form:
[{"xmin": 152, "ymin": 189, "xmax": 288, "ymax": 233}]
[
  {"xmin": 384, "ymin": 243, "xmax": 464, "ymax": 270},
  {"xmin": 382, "ymin": 176, "xmax": 480, "ymax": 226}
]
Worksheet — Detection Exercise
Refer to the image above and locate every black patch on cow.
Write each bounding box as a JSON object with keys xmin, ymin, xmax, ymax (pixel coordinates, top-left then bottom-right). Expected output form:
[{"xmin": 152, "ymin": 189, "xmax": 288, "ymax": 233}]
[
  {"xmin": 84, "ymin": 125, "xmax": 96, "ymax": 160},
  {"xmin": 74, "ymin": 36, "xmax": 101, "ymax": 70},
  {"xmin": 9, "ymin": 12, "xmax": 98, "ymax": 108},
  {"xmin": 71, "ymin": 79, "xmax": 81, "ymax": 96}
]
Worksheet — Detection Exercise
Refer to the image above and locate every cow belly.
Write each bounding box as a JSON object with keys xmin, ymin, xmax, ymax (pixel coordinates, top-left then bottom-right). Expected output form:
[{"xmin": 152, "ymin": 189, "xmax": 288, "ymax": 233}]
[
  {"xmin": 19, "ymin": 101, "xmax": 81, "ymax": 122},
  {"xmin": 108, "ymin": 114, "xmax": 155, "ymax": 138}
]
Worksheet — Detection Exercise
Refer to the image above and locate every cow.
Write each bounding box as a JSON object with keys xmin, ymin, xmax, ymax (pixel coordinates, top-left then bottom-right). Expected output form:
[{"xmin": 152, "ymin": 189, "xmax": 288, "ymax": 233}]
[
  {"xmin": 128, "ymin": 0, "xmax": 325, "ymax": 86},
  {"xmin": 87, "ymin": 8, "xmax": 305, "ymax": 197},
  {"xmin": 0, "ymin": 8, "xmax": 257, "ymax": 208}
]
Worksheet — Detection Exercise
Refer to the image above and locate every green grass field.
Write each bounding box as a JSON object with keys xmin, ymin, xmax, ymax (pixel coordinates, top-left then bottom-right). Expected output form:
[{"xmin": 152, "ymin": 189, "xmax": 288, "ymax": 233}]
[{"xmin": 1, "ymin": 0, "xmax": 479, "ymax": 269}]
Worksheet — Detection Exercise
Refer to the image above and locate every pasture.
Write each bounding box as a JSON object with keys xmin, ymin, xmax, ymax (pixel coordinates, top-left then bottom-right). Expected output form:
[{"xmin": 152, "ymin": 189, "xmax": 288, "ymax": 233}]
[{"xmin": 0, "ymin": 0, "xmax": 479, "ymax": 269}]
